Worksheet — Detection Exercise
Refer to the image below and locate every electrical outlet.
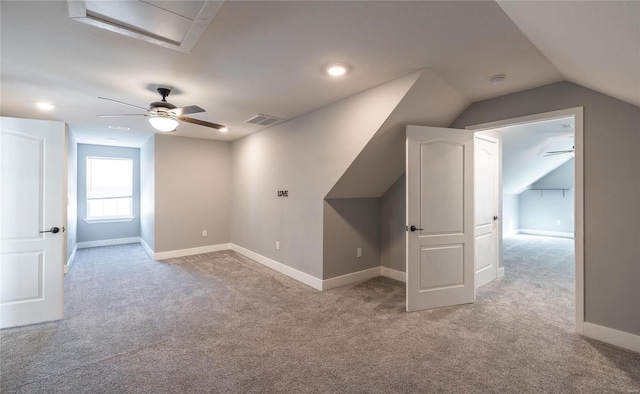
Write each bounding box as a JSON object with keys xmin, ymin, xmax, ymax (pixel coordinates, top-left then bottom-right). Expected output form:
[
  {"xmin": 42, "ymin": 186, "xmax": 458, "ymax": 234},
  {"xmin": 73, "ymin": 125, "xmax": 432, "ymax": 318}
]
[
  {"xmin": 276, "ymin": 241, "xmax": 280, "ymax": 250},
  {"xmin": 357, "ymin": 247, "xmax": 362, "ymax": 258},
  {"xmin": 202, "ymin": 230, "xmax": 207, "ymax": 237}
]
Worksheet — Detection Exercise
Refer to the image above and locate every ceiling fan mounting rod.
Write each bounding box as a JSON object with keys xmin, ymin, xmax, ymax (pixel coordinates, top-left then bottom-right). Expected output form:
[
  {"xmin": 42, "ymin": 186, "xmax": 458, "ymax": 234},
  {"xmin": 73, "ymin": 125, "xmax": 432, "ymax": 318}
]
[{"xmin": 157, "ymin": 87, "xmax": 171, "ymax": 102}]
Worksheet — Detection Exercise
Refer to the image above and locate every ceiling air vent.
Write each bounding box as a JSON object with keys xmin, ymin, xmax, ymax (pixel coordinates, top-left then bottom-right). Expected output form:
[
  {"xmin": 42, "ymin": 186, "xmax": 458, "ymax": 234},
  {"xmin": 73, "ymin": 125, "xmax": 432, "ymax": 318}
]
[{"xmin": 245, "ymin": 114, "xmax": 284, "ymax": 127}]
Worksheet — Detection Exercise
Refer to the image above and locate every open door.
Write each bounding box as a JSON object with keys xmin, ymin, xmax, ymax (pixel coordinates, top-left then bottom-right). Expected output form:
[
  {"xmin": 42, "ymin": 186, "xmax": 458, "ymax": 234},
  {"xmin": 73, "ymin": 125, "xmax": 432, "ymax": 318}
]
[
  {"xmin": 1, "ymin": 117, "xmax": 66, "ymax": 328},
  {"xmin": 406, "ymin": 125, "xmax": 475, "ymax": 312},
  {"xmin": 474, "ymin": 134, "xmax": 499, "ymax": 288}
]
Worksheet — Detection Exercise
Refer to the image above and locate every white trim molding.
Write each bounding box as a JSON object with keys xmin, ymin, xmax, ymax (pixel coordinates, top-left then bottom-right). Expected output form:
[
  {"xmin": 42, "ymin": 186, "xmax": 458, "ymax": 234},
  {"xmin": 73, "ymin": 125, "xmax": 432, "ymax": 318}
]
[
  {"xmin": 154, "ymin": 243, "xmax": 231, "ymax": 260},
  {"xmin": 322, "ymin": 267, "xmax": 380, "ymax": 291},
  {"xmin": 380, "ymin": 267, "xmax": 406, "ymax": 283},
  {"xmin": 583, "ymin": 322, "xmax": 640, "ymax": 353},
  {"xmin": 497, "ymin": 266, "xmax": 505, "ymax": 278},
  {"xmin": 519, "ymin": 229, "xmax": 575, "ymax": 239},
  {"xmin": 323, "ymin": 266, "xmax": 407, "ymax": 290},
  {"xmin": 140, "ymin": 238, "xmax": 154, "ymax": 259},
  {"xmin": 64, "ymin": 244, "xmax": 78, "ymax": 274},
  {"xmin": 144, "ymin": 241, "xmax": 410, "ymax": 291},
  {"xmin": 229, "ymin": 244, "xmax": 323, "ymax": 291},
  {"xmin": 76, "ymin": 237, "xmax": 141, "ymax": 249}
]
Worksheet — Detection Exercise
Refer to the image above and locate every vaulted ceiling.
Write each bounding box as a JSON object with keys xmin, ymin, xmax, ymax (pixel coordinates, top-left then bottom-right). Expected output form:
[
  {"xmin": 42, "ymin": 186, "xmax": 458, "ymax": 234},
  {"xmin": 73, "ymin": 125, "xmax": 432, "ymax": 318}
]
[{"xmin": 1, "ymin": 1, "xmax": 638, "ymax": 147}]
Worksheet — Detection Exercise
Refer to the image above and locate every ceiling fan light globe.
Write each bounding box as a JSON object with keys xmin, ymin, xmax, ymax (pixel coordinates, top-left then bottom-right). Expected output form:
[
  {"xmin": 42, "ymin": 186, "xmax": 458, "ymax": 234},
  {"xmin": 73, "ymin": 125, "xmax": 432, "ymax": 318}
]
[{"xmin": 149, "ymin": 116, "xmax": 178, "ymax": 132}]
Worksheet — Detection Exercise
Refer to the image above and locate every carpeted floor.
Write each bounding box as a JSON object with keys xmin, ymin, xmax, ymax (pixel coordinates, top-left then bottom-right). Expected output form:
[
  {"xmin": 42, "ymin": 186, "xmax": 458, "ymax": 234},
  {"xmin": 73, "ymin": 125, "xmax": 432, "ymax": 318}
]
[{"xmin": 1, "ymin": 235, "xmax": 639, "ymax": 393}]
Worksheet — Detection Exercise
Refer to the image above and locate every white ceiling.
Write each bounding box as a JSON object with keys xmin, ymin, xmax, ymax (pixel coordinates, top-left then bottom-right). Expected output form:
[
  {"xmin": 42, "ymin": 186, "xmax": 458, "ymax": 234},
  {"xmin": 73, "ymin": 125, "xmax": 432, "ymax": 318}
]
[
  {"xmin": 497, "ymin": 117, "xmax": 575, "ymax": 195},
  {"xmin": 1, "ymin": 1, "xmax": 638, "ymax": 147},
  {"xmin": 497, "ymin": 1, "xmax": 640, "ymax": 108}
]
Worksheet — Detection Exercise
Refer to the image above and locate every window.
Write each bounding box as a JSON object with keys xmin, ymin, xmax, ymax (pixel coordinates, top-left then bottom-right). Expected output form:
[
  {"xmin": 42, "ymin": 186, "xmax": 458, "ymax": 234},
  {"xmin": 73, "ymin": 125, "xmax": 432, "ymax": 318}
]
[{"xmin": 86, "ymin": 156, "xmax": 133, "ymax": 221}]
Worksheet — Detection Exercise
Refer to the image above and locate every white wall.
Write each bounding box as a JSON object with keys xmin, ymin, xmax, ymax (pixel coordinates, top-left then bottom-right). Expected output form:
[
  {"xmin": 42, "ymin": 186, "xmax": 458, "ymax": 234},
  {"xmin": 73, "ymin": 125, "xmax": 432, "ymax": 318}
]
[
  {"xmin": 140, "ymin": 135, "xmax": 155, "ymax": 251},
  {"xmin": 66, "ymin": 130, "xmax": 77, "ymax": 264},
  {"xmin": 230, "ymin": 73, "xmax": 419, "ymax": 278},
  {"xmin": 519, "ymin": 158, "xmax": 574, "ymax": 235},
  {"xmin": 502, "ymin": 194, "xmax": 519, "ymax": 235},
  {"xmin": 154, "ymin": 135, "xmax": 231, "ymax": 253}
]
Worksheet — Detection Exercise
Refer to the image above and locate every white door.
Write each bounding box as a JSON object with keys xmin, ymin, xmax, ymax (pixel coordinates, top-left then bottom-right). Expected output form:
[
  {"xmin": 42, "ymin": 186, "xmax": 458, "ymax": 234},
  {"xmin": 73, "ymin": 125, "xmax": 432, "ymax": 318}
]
[
  {"xmin": 406, "ymin": 126, "xmax": 475, "ymax": 311},
  {"xmin": 474, "ymin": 134, "xmax": 499, "ymax": 288},
  {"xmin": 1, "ymin": 117, "xmax": 66, "ymax": 328}
]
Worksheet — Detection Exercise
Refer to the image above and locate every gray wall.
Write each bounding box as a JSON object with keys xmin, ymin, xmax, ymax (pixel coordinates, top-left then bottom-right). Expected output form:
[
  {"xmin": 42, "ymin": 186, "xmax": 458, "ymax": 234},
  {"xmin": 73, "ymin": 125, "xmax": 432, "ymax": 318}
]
[
  {"xmin": 502, "ymin": 194, "xmax": 519, "ymax": 235},
  {"xmin": 230, "ymin": 73, "xmax": 419, "ymax": 278},
  {"xmin": 140, "ymin": 135, "xmax": 155, "ymax": 251},
  {"xmin": 380, "ymin": 175, "xmax": 405, "ymax": 272},
  {"xmin": 519, "ymin": 159, "xmax": 574, "ymax": 234},
  {"xmin": 76, "ymin": 144, "xmax": 141, "ymax": 243},
  {"xmin": 450, "ymin": 81, "xmax": 640, "ymax": 336},
  {"xmin": 323, "ymin": 198, "xmax": 380, "ymax": 279},
  {"xmin": 154, "ymin": 135, "xmax": 231, "ymax": 253},
  {"xmin": 66, "ymin": 130, "xmax": 77, "ymax": 263}
]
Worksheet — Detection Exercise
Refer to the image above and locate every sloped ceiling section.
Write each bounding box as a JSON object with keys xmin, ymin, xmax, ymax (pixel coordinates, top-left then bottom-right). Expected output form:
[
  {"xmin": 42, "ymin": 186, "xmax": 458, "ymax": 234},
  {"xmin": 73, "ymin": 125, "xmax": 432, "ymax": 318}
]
[
  {"xmin": 0, "ymin": 1, "xmax": 562, "ymax": 147},
  {"xmin": 326, "ymin": 69, "xmax": 470, "ymax": 199},
  {"xmin": 498, "ymin": 118, "xmax": 575, "ymax": 195},
  {"xmin": 498, "ymin": 1, "xmax": 640, "ymax": 107}
]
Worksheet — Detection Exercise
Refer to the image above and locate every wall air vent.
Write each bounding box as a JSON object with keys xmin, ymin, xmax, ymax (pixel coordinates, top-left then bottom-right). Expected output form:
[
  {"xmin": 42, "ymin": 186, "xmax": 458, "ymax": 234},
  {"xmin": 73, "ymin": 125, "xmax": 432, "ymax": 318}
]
[
  {"xmin": 245, "ymin": 114, "xmax": 285, "ymax": 127},
  {"xmin": 67, "ymin": 0, "xmax": 223, "ymax": 53}
]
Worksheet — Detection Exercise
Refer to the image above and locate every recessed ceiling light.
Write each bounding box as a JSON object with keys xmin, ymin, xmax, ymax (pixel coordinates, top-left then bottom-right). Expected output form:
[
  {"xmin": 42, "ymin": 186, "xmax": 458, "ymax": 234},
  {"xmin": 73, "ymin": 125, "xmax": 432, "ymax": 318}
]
[
  {"xmin": 326, "ymin": 64, "xmax": 348, "ymax": 77},
  {"xmin": 36, "ymin": 102, "xmax": 55, "ymax": 111},
  {"xmin": 219, "ymin": 127, "xmax": 228, "ymax": 132},
  {"xmin": 108, "ymin": 125, "xmax": 130, "ymax": 130},
  {"xmin": 489, "ymin": 74, "xmax": 506, "ymax": 85}
]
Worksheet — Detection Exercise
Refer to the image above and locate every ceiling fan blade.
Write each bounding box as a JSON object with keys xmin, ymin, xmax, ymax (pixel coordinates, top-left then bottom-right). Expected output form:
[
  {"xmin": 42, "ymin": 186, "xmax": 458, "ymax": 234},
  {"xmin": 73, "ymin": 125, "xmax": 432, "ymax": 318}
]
[
  {"xmin": 170, "ymin": 105, "xmax": 205, "ymax": 116},
  {"xmin": 178, "ymin": 116, "xmax": 225, "ymax": 130},
  {"xmin": 98, "ymin": 97, "xmax": 149, "ymax": 111},
  {"xmin": 97, "ymin": 114, "xmax": 147, "ymax": 117}
]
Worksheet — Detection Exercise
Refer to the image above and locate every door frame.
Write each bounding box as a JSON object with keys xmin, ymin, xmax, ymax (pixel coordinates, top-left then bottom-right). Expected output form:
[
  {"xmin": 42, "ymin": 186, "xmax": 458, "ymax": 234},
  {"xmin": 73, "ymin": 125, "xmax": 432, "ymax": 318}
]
[{"xmin": 465, "ymin": 107, "xmax": 584, "ymax": 334}]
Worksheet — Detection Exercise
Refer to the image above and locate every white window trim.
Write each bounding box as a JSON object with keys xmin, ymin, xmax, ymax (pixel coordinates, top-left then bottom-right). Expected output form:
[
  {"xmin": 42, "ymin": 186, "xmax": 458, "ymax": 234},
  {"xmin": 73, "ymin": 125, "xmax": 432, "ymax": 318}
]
[
  {"xmin": 86, "ymin": 156, "xmax": 134, "ymax": 221},
  {"xmin": 83, "ymin": 217, "xmax": 135, "ymax": 224}
]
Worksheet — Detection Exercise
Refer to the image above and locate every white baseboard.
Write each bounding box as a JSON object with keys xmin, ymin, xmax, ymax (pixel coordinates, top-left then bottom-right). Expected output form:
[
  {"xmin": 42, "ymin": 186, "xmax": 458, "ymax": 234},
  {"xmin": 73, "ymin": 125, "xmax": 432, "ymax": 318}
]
[
  {"xmin": 322, "ymin": 266, "xmax": 407, "ymax": 290},
  {"xmin": 380, "ymin": 266, "xmax": 406, "ymax": 283},
  {"xmin": 229, "ymin": 244, "xmax": 323, "ymax": 290},
  {"xmin": 149, "ymin": 242, "xmax": 406, "ymax": 292},
  {"xmin": 497, "ymin": 266, "xmax": 505, "ymax": 278},
  {"xmin": 518, "ymin": 229, "xmax": 574, "ymax": 239},
  {"xmin": 76, "ymin": 237, "xmax": 141, "ymax": 249},
  {"xmin": 322, "ymin": 267, "xmax": 380, "ymax": 291},
  {"xmin": 583, "ymin": 322, "xmax": 640, "ymax": 353},
  {"xmin": 154, "ymin": 243, "xmax": 232, "ymax": 260},
  {"xmin": 64, "ymin": 244, "xmax": 78, "ymax": 274},
  {"xmin": 139, "ymin": 238, "xmax": 154, "ymax": 259}
]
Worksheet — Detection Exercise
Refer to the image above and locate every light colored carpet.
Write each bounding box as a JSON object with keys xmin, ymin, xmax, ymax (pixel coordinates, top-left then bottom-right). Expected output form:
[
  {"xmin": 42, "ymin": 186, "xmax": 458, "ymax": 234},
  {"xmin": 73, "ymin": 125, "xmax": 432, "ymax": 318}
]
[{"xmin": 1, "ymin": 235, "xmax": 638, "ymax": 393}]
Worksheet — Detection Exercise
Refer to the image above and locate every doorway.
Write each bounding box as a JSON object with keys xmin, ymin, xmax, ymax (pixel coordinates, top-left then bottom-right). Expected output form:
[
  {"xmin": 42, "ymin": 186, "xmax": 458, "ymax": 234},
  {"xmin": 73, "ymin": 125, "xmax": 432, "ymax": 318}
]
[{"xmin": 468, "ymin": 107, "xmax": 584, "ymax": 333}]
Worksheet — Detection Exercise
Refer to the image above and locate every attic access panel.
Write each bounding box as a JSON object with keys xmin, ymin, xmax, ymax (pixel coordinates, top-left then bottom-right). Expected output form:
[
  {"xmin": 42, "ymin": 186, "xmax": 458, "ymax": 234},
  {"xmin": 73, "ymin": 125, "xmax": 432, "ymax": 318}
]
[{"xmin": 67, "ymin": 0, "xmax": 223, "ymax": 53}]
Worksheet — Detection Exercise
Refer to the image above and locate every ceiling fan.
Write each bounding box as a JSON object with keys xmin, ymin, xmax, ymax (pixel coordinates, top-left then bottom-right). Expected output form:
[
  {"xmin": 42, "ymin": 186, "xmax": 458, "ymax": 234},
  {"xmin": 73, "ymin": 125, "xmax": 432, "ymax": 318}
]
[
  {"xmin": 98, "ymin": 88, "xmax": 226, "ymax": 132},
  {"xmin": 544, "ymin": 146, "xmax": 574, "ymax": 157}
]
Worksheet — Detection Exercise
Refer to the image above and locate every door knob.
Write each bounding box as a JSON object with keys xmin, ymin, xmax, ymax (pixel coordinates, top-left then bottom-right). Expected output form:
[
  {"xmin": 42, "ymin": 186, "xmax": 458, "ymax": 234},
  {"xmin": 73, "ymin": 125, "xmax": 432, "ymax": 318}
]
[
  {"xmin": 493, "ymin": 216, "xmax": 499, "ymax": 221},
  {"xmin": 40, "ymin": 227, "xmax": 60, "ymax": 234},
  {"xmin": 410, "ymin": 225, "xmax": 423, "ymax": 232}
]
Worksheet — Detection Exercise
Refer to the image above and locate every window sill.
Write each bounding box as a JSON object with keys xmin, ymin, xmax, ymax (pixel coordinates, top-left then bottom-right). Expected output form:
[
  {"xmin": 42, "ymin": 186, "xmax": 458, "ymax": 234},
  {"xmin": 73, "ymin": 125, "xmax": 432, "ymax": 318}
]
[{"xmin": 84, "ymin": 217, "xmax": 135, "ymax": 224}]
